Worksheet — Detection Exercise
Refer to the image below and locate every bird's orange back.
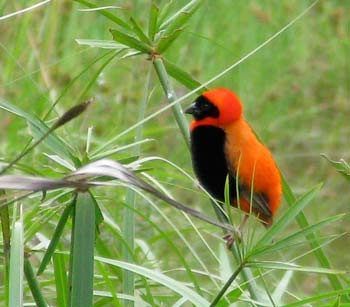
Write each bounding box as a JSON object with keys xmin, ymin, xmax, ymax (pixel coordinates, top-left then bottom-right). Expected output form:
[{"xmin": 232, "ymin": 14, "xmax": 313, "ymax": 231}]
[{"xmin": 224, "ymin": 118, "xmax": 282, "ymax": 217}]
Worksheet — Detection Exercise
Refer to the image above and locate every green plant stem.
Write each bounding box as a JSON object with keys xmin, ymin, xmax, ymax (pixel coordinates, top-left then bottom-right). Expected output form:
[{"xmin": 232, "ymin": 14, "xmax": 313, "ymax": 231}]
[
  {"xmin": 152, "ymin": 57, "xmax": 262, "ymax": 303},
  {"xmin": 210, "ymin": 262, "xmax": 244, "ymax": 306},
  {"xmin": 152, "ymin": 56, "xmax": 190, "ymax": 148},
  {"xmin": 122, "ymin": 68, "xmax": 152, "ymax": 307},
  {"xmin": 24, "ymin": 257, "xmax": 48, "ymax": 307}
]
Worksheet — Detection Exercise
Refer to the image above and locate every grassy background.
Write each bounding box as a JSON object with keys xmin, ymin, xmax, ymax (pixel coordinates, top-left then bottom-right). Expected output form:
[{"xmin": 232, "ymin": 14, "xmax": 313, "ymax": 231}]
[{"xmin": 0, "ymin": 0, "xmax": 349, "ymax": 305}]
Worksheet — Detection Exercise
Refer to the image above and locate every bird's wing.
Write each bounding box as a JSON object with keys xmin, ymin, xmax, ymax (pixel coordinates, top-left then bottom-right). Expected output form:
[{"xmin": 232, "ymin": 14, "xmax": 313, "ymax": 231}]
[
  {"xmin": 239, "ymin": 187, "xmax": 272, "ymax": 219},
  {"xmin": 225, "ymin": 160, "xmax": 273, "ymax": 221}
]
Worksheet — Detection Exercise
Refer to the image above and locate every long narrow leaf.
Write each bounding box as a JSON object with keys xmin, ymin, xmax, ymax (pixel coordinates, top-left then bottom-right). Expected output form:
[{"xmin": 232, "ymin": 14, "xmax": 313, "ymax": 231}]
[
  {"xmin": 24, "ymin": 257, "xmax": 48, "ymax": 307},
  {"xmin": 76, "ymin": 39, "xmax": 127, "ymax": 50},
  {"xmin": 9, "ymin": 211, "xmax": 24, "ymax": 307},
  {"xmin": 70, "ymin": 192, "xmax": 96, "ymax": 307},
  {"xmin": 163, "ymin": 58, "xmax": 203, "ymax": 91},
  {"xmin": 255, "ymin": 184, "xmax": 322, "ymax": 249},
  {"xmin": 74, "ymin": 0, "xmax": 131, "ymax": 29},
  {"xmin": 282, "ymin": 176, "xmax": 347, "ymax": 296},
  {"xmin": 53, "ymin": 253, "xmax": 68, "ymax": 307},
  {"xmin": 157, "ymin": 28, "xmax": 183, "ymax": 54},
  {"xmin": 159, "ymin": 0, "xmax": 202, "ymax": 31},
  {"xmin": 130, "ymin": 16, "xmax": 152, "ymax": 45},
  {"xmin": 148, "ymin": 3, "xmax": 159, "ymax": 40},
  {"xmin": 281, "ymin": 288, "xmax": 350, "ymax": 307},
  {"xmin": 156, "ymin": 0, "xmax": 202, "ymax": 51},
  {"xmin": 95, "ymin": 256, "xmax": 210, "ymax": 306},
  {"xmin": 0, "ymin": 98, "xmax": 76, "ymax": 166},
  {"xmin": 110, "ymin": 29, "xmax": 152, "ymax": 53},
  {"xmin": 247, "ymin": 261, "xmax": 347, "ymax": 275},
  {"xmin": 0, "ymin": 192, "xmax": 10, "ymax": 306},
  {"xmin": 37, "ymin": 202, "xmax": 74, "ymax": 275},
  {"xmin": 250, "ymin": 214, "xmax": 345, "ymax": 258}
]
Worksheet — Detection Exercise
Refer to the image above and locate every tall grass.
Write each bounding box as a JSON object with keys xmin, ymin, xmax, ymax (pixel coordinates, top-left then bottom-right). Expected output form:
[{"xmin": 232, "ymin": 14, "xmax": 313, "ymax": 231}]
[{"xmin": 0, "ymin": 0, "xmax": 349, "ymax": 306}]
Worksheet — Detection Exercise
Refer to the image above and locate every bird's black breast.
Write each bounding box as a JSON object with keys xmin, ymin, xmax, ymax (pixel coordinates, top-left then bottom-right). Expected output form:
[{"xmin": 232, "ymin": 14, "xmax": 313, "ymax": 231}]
[{"xmin": 190, "ymin": 125, "xmax": 236, "ymax": 202}]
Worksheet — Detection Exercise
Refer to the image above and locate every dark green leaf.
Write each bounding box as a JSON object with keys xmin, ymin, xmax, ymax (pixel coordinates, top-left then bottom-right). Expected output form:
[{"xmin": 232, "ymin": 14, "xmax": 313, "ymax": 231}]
[
  {"xmin": 110, "ymin": 29, "xmax": 152, "ymax": 53},
  {"xmin": 250, "ymin": 214, "xmax": 345, "ymax": 258},
  {"xmin": 24, "ymin": 258, "xmax": 48, "ymax": 307},
  {"xmin": 70, "ymin": 192, "xmax": 96, "ymax": 307},
  {"xmin": 158, "ymin": 0, "xmax": 202, "ymax": 35},
  {"xmin": 255, "ymin": 184, "xmax": 322, "ymax": 249},
  {"xmin": 37, "ymin": 202, "xmax": 74, "ymax": 275},
  {"xmin": 148, "ymin": 3, "xmax": 159, "ymax": 41},
  {"xmin": 282, "ymin": 175, "xmax": 346, "ymax": 294},
  {"xmin": 88, "ymin": 191, "xmax": 104, "ymax": 234},
  {"xmin": 156, "ymin": 28, "xmax": 183, "ymax": 53},
  {"xmin": 53, "ymin": 253, "xmax": 68, "ymax": 307},
  {"xmin": 130, "ymin": 16, "xmax": 152, "ymax": 45},
  {"xmin": 163, "ymin": 58, "xmax": 203, "ymax": 91}
]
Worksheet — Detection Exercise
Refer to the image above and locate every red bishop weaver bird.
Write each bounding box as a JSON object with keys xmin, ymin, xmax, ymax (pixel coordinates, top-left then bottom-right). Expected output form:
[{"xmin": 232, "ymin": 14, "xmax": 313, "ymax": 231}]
[{"xmin": 185, "ymin": 88, "xmax": 282, "ymax": 246}]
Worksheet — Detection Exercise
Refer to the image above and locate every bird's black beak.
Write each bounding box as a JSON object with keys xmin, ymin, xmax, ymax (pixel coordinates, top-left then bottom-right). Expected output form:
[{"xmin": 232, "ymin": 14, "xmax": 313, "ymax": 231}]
[{"xmin": 184, "ymin": 102, "xmax": 197, "ymax": 115}]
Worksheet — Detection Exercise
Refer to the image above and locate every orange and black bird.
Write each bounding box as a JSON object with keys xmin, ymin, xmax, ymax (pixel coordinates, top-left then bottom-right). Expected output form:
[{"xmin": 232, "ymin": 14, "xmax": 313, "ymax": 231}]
[{"xmin": 185, "ymin": 88, "xmax": 282, "ymax": 238}]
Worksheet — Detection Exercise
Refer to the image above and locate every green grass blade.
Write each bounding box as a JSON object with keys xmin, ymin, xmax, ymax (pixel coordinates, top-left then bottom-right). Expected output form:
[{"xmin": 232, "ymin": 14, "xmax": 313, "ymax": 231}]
[
  {"xmin": 0, "ymin": 193, "xmax": 10, "ymax": 306},
  {"xmin": 247, "ymin": 261, "xmax": 347, "ymax": 275},
  {"xmin": 75, "ymin": 39, "xmax": 127, "ymax": 50},
  {"xmin": 24, "ymin": 257, "xmax": 48, "ymax": 307},
  {"xmin": 95, "ymin": 256, "xmax": 210, "ymax": 306},
  {"xmin": 156, "ymin": 29, "xmax": 183, "ymax": 53},
  {"xmin": 156, "ymin": 0, "xmax": 202, "ymax": 51},
  {"xmin": 148, "ymin": 2, "xmax": 159, "ymax": 41},
  {"xmin": 255, "ymin": 183, "xmax": 322, "ymax": 250},
  {"xmin": 110, "ymin": 29, "xmax": 152, "ymax": 53},
  {"xmin": 156, "ymin": 0, "xmax": 174, "ymax": 27},
  {"xmin": 281, "ymin": 288, "xmax": 350, "ymax": 307},
  {"xmin": 69, "ymin": 192, "xmax": 96, "ymax": 307},
  {"xmin": 9, "ymin": 209, "xmax": 24, "ymax": 307},
  {"xmin": 250, "ymin": 214, "xmax": 345, "ymax": 258},
  {"xmin": 53, "ymin": 252, "xmax": 68, "ymax": 307},
  {"xmin": 159, "ymin": 0, "xmax": 202, "ymax": 32},
  {"xmin": 163, "ymin": 58, "xmax": 203, "ymax": 91},
  {"xmin": 129, "ymin": 16, "xmax": 152, "ymax": 45},
  {"xmin": 0, "ymin": 98, "xmax": 77, "ymax": 166},
  {"xmin": 37, "ymin": 202, "xmax": 73, "ymax": 275},
  {"xmin": 282, "ymin": 176, "xmax": 347, "ymax": 297},
  {"xmin": 96, "ymin": 261, "xmax": 121, "ymax": 306},
  {"xmin": 74, "ymin": 0, "xmax": 131, "ymax": 29}
]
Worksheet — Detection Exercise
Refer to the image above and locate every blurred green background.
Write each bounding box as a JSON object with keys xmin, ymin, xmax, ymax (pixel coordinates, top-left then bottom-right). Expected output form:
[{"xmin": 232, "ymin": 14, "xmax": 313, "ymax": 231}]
[{"xmin": 0, "ymin": 0, "xmax": 349, "ymax": 304}]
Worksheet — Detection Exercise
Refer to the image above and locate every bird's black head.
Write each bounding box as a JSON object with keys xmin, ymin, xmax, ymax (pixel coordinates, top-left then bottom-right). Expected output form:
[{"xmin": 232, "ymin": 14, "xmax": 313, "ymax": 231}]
[{"xmin": 184, "ymin": 95, "xmax": 219, "ymax": 120}]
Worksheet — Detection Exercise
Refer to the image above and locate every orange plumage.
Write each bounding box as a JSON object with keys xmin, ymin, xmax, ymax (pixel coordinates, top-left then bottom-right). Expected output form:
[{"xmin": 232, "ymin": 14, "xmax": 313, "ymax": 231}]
[{"xmin": 185, "ymin": 88, "xmax": 282, "ymax": 226}]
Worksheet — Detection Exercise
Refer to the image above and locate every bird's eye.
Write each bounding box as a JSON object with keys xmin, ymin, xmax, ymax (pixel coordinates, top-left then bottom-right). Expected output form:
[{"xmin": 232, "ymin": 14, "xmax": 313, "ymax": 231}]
[{"xmin": 201, "ymin": 101, "xmax": 211, "ymax": 110}]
